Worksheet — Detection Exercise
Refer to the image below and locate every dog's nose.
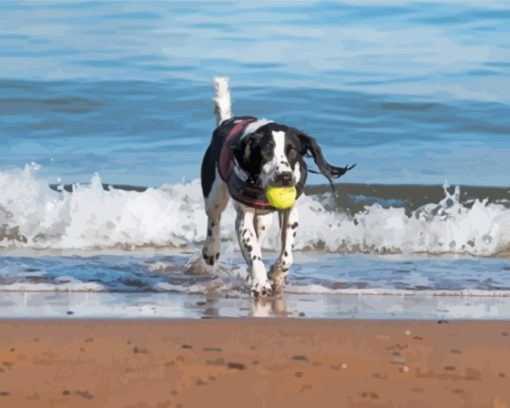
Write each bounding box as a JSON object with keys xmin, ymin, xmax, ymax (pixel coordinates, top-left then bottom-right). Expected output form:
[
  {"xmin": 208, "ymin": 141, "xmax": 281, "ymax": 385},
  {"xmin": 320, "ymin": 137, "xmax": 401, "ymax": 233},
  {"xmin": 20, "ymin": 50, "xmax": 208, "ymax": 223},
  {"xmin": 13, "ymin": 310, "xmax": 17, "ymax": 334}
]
[{"xmin": 274, "ymin": 172, "xmax": 294, "ymax": 186}]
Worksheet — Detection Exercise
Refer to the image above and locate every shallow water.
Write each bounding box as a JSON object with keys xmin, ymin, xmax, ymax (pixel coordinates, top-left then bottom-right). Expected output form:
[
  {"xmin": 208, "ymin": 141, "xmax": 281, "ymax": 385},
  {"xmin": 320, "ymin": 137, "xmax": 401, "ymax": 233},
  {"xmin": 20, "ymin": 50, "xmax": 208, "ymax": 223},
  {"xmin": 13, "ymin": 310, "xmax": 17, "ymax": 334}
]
[{"xmin": 1, "ymin": 250, "xmax": 509, "ymax": 297}]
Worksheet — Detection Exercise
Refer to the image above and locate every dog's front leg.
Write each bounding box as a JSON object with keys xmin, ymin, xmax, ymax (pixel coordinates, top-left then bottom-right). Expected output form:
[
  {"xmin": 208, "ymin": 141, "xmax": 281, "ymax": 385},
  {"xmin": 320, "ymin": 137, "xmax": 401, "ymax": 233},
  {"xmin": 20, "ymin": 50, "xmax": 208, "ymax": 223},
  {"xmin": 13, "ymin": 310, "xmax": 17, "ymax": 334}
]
[
  {"xmin": 234, "ymin": 203, "xmax": 272, "ymax": 297},
  {"xmin": 254, "ymin": 212, "xmax": 273, "ymax": 245},
  {"xmin": 269, "ymin": 206, "xmax": 298, "ymax": 293}
]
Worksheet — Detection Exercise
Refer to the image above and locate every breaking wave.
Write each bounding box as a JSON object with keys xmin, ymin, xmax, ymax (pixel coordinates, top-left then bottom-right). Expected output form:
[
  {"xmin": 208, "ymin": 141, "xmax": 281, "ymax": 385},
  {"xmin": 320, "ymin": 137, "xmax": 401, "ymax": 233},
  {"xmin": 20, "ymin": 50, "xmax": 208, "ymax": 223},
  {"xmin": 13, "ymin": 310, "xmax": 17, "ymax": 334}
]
[{"xmin": 1, "ymin": 164, "xmax": 509, "ymax": 257}]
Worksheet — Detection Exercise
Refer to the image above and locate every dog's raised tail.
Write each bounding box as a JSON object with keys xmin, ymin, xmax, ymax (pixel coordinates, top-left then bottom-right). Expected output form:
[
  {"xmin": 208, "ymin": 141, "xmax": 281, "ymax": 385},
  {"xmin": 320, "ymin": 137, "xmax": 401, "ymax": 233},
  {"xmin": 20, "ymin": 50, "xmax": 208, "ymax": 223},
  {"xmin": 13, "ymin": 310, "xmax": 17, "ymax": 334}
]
[{"xmin": 213, "ymin": 76, "xmax": 232, "ymax": 125}]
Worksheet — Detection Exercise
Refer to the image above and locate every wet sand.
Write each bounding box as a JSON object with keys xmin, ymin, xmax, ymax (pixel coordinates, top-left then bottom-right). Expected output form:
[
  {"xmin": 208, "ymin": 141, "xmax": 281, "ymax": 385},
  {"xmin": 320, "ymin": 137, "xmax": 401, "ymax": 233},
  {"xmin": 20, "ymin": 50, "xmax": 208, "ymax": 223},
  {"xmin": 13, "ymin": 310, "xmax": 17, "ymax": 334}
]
[{"xmin": 0, "ymin": 319, "xmax": 509, "ymax": 407}]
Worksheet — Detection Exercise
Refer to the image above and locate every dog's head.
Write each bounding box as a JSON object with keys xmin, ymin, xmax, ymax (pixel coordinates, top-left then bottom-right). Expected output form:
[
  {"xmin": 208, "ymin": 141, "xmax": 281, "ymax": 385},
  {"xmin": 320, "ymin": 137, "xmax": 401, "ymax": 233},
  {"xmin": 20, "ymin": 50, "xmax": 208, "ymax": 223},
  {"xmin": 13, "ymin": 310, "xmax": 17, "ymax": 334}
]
[{"xmin": 232, "ymin": 122, "xmax": 355, "ymax": 191}]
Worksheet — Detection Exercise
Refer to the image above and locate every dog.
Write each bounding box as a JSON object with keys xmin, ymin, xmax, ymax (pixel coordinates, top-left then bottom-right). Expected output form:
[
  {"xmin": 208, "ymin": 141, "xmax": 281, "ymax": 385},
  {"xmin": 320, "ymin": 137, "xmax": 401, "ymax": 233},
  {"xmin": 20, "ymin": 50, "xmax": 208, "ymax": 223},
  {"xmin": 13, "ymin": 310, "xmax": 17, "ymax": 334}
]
[{"xmin": 200, "ymin": 77, "xmax": 354, "ymax": 297}]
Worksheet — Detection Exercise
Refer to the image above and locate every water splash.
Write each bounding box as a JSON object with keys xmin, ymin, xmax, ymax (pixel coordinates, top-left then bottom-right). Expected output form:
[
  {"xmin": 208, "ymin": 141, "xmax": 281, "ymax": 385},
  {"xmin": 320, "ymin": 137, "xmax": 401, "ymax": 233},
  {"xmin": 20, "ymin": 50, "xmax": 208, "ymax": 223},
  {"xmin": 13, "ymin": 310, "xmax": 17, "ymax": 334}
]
[{"xmin": 0, "ymin": 165, "xmax": 508, "ymax": 257}]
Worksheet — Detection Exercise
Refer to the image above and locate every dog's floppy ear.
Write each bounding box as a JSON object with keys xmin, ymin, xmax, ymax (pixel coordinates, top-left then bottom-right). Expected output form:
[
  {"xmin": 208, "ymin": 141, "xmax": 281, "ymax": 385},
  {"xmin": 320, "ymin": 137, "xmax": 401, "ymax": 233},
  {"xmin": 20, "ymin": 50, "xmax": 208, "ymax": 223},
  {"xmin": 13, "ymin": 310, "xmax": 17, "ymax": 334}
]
[
  {"xmin": 291, "ymin": 128, "xmax": 355, "ymax": 192},
  {"xmin": 230, "ymin": 132, "xmax": 261, "ymax": 165}
]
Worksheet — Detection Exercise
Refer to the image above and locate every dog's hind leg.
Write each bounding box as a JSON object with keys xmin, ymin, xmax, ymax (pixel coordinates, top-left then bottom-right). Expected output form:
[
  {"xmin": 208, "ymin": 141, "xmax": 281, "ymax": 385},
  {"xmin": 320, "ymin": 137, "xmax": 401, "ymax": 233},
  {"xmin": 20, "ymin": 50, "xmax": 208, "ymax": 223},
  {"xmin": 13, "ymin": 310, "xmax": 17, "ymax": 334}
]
[
  {"xmin": 234, "ymin": 203, "xmax": 273, "ymax": 298},
  {"xmin": 269, "ymin": 206, "xmax": 298, "ymax": 293},
  {"xmin": 202, "ymin": 165, "xmax": 229, "ymax": 266}
]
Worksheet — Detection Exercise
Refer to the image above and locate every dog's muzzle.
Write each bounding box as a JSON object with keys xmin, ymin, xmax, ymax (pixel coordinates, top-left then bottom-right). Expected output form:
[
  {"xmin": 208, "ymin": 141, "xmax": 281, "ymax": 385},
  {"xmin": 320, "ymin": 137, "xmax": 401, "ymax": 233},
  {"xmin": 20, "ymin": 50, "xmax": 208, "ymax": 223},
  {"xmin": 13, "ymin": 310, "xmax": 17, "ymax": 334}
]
[{"xmin": 271, "ymin": 171, "xmax": 295, "ymax": 187}]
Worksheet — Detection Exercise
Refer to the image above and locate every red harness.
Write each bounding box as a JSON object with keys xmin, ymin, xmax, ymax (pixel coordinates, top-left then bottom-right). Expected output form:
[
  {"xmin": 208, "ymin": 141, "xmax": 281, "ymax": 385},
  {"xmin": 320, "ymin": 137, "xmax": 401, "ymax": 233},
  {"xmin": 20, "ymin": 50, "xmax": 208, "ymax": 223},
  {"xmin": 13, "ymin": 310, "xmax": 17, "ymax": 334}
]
[{"xmin": 218, "ymin": 118, "xmax": 255, "ymax": 182}]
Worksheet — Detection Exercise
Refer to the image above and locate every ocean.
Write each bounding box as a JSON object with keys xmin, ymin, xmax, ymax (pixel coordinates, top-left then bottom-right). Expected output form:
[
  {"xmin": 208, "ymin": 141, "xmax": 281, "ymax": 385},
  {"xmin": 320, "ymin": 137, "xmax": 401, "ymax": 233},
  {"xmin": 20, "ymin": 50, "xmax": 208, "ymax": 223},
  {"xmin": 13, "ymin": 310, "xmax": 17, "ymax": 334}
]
[{"xmin": 0, "ymin": 1, "xmax": 509, "ymax": 318}]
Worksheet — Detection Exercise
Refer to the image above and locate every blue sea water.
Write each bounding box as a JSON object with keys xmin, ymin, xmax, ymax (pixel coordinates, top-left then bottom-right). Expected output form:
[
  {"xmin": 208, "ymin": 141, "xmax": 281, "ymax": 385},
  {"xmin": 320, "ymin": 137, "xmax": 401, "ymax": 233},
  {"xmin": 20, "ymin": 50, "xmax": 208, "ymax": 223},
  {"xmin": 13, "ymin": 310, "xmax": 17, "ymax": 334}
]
[
  {"xmin": 0, "ymin": 0, "xmax": 509, "ymax": 186},
  {"xmin": 0, "ymin": 1, "xmax": 510, "ymax": 317}
]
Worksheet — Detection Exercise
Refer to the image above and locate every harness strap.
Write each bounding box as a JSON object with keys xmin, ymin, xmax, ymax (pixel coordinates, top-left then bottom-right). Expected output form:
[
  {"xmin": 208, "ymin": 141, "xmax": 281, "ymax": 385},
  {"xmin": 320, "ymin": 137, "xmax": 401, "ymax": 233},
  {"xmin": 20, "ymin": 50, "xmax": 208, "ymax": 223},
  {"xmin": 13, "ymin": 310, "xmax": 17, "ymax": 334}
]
[{"xmin": 218, "ymin": 118, "xmax": 256, "ymax": 183}]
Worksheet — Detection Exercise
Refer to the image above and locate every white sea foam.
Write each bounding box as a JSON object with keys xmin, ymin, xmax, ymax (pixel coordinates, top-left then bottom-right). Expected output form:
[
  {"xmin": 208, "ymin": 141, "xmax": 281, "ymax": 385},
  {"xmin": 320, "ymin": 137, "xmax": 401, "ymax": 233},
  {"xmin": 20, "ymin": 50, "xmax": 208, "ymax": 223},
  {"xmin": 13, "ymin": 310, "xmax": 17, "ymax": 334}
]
[
  {"xmin": 1, "ymin": 280, "xmax": 105, "ymax": 292},
  {"xmin": 2, "ymin": 279, "xmax": 510, "ymax": 299},
  {"xmin": 0, "ymin": 165, "xmax": 509, "ymax": 256}
]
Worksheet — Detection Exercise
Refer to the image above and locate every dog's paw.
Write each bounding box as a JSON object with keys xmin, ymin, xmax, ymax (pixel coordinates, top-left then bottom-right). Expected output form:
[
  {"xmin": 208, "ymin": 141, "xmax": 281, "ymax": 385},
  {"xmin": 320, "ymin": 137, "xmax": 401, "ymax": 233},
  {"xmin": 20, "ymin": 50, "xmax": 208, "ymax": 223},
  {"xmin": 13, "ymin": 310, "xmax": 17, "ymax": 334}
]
[
  {"xmin": 268, "ymin": 265, "xmax": 288, "ymax": 294},
  {"xmin": 185, "ymin": 253, "xmax": 214, "ymax": 276},
  {"xmin": 250, "ymin": 280, "xmax": 273, "ymax": 298},
  {"xmin": 201, "ymin": 248, "xmax": 219, "ymax": 266}
]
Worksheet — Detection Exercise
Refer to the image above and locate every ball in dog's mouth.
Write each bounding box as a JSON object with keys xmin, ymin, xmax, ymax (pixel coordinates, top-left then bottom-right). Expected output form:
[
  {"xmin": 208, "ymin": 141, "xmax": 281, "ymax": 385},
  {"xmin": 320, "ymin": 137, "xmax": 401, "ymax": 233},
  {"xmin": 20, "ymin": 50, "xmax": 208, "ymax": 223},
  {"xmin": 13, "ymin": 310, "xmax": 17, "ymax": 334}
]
[{"xmin": 265, "ymin": 186, "xmax": 297, "ymax": 209}]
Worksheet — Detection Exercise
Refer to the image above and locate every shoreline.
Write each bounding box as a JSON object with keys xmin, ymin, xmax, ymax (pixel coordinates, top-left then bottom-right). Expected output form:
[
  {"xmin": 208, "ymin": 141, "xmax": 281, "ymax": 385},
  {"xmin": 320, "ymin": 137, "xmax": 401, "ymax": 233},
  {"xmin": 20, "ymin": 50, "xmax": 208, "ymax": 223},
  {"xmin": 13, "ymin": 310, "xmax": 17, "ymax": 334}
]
[
  {"xmin": 2, "ymin": 291, "xmax": 510, "ymax": 320},
  {"xmin": 0, "ymin": 319, "xmax": 509, "ymax": 407}
]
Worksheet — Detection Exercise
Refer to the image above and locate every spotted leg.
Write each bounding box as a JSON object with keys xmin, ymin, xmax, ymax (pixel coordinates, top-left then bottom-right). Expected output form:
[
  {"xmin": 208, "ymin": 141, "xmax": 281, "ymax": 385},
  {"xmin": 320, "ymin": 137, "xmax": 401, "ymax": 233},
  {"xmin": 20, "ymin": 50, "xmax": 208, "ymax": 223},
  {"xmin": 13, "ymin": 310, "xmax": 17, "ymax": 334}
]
[
  {"xmin": 235, "ymin": 203, "xmax": 273, "ymax": 297},
  {"xmin": 254, "ymin": 212, "xmax": 273, "ymax": 246},
  {"xmin": 269, "ymin": 205, "xmax": 298, "ymax": 293},
  {"xmin": 202, "ymin": 169, "xmax": 230, "ymax": 266}
]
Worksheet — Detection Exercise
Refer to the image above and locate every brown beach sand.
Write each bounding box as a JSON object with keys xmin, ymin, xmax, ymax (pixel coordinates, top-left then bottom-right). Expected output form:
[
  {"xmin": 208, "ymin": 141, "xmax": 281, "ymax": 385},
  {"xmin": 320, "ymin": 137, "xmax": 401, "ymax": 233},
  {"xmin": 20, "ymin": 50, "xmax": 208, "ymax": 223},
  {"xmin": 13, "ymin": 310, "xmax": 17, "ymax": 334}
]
[{"xmin": 0, "ymin": 319, "xmax": 509, "ymax": 407}]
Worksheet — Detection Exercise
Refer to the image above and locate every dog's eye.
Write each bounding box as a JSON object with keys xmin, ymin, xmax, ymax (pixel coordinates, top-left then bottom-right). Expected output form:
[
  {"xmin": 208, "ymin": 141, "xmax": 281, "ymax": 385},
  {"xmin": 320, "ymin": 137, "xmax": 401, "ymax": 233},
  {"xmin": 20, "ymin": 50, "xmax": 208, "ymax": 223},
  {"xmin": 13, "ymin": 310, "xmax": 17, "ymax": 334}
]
[
  {"xmin": 261, "ymin": 143, "xmax": 274, "ymax": 159},
  {"xmin": 286, "ymin": 145, "xmax": 297, "ymax": 160}
]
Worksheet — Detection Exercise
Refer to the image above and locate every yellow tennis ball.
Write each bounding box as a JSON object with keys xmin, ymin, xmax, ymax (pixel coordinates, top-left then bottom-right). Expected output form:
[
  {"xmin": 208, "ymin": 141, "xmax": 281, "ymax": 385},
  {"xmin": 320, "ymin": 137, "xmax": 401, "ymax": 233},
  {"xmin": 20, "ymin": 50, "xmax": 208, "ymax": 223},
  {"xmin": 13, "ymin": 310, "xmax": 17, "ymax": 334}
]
[{"xmin": 265, "ymin": 186, "xmax": 297, "ymax": 210}]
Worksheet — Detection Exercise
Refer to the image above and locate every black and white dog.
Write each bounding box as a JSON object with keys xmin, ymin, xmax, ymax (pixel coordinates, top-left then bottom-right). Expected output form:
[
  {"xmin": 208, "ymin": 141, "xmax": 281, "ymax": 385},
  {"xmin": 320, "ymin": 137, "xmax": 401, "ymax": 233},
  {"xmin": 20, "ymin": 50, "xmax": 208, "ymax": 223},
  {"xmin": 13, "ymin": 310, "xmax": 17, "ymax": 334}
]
[{"xmin": 200, "ymin": 77, "xmax": 354, "ymax": 297}]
